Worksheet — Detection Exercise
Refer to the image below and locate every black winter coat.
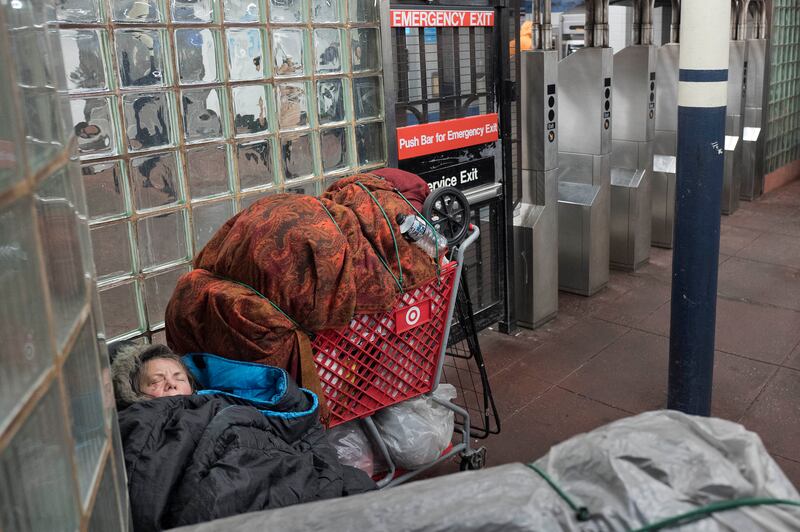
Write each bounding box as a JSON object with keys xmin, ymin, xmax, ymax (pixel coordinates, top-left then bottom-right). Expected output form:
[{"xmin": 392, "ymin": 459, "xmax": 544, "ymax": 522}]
[{"xmin": 118, "ymin": 354, "xmax": 375, "ymax": 532}]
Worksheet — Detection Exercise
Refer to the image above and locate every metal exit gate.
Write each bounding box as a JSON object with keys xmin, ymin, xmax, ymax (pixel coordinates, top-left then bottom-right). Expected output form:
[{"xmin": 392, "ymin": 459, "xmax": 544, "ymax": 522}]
[{"xmin": 380, "ymin": 0, "xmax": 521, "ymax": 332}]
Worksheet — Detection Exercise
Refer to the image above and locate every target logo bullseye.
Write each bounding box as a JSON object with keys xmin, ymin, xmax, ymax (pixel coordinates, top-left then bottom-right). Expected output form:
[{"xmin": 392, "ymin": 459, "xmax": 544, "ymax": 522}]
[{"xmin": 394, "ymin": 299, "xmax": 432, "ymax": 334}]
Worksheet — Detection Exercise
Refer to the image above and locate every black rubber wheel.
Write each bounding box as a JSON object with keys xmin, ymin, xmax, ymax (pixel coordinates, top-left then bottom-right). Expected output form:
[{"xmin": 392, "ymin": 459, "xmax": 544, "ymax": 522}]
[
  {"xmin": 459, "ymin": 447, "xmax": 487, "ymax": 471},
  {"xmin": 422, "ymin": 187, "xmax": 470, "ymax": 247}
]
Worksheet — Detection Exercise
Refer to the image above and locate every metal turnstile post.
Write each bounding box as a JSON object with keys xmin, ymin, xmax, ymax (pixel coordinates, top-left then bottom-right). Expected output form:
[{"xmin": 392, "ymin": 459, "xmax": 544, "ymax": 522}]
[
  {"xmin": 741, "ymin": 36, "xmax": 766, "ymax": 200},
  {"xmin": 722, "ymin": 23, "xmax": 747, "ymax": 215},
  {"xmin": 610, "ymin": 44, "xmax": 656, "ymax": 271},
  {"xmin": 652, "ymin": 42, "xmax": 679, "ymax": 249}
]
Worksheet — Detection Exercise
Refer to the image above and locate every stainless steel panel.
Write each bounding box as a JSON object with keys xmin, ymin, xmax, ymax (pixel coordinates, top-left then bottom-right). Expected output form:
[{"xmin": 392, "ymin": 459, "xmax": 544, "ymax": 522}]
[
  {"xmin": 655, "ymin": 44, "xmax": 679, "ymax": 133},
  {"xmin": 522, "ymin": 50, "xmax": 559, "ymax": 173},
  {"xmin": 745, "ymin": 39, "xmax": 766, "ymax": 109},
  {"xmin": 722, "ymin": 134, "xmax": 742, "ymax": 215},
  {"xmin": 610, "ymin": 167, "xmax": 652, "ymax": 271},
  {"xmin": 741, "ymin": 38, "xmax": 766, "ymax": 201},
  {"xmin": 651, "ymin": 129, "xmax": 676, "ymax": 248},
  {"xmin": 726, "ymin": 40, "xmax": 747, "ymax": 134},
  {"xmin": 612, "ymin": 45, "xmax": 656, "ymax": 143},
  {"xmin": 557, "ymin": 47, "xmax": 613, "ymax": 156},
  {"xmin": 557, "ymin": 179, "xmax": 609, "ymax": 296},
  {"xmin": 611, "ymin": 139, "xmax": 639, "ymax": 169},
  {"xmin": 558, "ymin": 152, "xmax": 594, "ymax": 185},
  {"xmin": 514, "ymin": 168, "xmax": 559, "ymax": 328}
]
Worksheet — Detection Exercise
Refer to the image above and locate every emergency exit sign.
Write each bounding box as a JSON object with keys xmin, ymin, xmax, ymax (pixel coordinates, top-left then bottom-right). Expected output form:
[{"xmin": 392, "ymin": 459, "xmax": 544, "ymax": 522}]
[
  {"xmin": 390, "ymin": 9, "xmax": 494, "ymax": 27},
  {"xmin": 396, "ymin": 113, "xmax": 499, "ymax": 160}
]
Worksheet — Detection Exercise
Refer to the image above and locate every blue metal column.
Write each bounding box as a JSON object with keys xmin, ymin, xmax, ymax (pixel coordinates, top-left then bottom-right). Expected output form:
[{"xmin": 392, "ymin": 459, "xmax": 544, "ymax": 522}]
[{"xmin": 668, "ymin": 0, "xmax": 731, "ymax": 415}]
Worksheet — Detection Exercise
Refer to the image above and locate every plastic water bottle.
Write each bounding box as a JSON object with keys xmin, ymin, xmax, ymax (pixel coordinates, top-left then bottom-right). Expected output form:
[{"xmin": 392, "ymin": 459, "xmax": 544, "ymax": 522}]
[{"xmin": 396, "ymin": 213, "xmax": 448, "ymax": 259}]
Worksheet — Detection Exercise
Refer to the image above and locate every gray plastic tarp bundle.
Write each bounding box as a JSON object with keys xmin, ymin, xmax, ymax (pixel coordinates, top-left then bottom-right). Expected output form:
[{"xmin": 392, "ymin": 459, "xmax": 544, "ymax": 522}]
[{"xmin": 169, "ymin": 410, "xmax": 800, "ymax": 532}]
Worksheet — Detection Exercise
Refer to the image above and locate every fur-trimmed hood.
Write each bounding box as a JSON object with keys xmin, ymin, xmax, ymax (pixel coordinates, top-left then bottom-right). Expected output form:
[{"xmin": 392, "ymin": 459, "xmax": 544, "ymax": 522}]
[{"xmin": 110, "ymin": 343, "xmax": 177, "ymax": 409}]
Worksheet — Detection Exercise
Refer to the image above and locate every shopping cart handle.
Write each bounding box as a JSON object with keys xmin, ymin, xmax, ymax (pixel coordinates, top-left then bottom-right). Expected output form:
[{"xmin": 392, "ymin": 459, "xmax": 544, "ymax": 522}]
[{"xmin": 455, "ymin": 223, "xmax": 480, "ymax": 265}]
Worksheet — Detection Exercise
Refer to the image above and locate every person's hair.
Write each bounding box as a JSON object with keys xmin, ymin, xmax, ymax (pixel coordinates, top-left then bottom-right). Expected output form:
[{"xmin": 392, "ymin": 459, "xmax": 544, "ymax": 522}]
[{"xmin": 132, "ymin": 347, "xmax": 197, "ymax": 397}]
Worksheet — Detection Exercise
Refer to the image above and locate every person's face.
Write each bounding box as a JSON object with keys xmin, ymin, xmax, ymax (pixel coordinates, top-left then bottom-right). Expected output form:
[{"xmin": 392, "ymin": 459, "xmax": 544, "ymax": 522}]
[{"xmin": 140, "ymin": 358, "xmax": 193, "ymax": 398}]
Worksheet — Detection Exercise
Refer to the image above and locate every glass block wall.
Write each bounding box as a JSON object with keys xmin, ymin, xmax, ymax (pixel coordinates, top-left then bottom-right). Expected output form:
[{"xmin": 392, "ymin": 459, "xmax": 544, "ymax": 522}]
[
  {"xmin": 765, "ymin": 0, "xmax": 800, "ymax": 173},
  {"xmin": 1, "ymin": 1, "xmax": 129, "ymax": 530},
  {"xmin": 58, "ymin": 0, "xmax": 386, "ymax": 344}
]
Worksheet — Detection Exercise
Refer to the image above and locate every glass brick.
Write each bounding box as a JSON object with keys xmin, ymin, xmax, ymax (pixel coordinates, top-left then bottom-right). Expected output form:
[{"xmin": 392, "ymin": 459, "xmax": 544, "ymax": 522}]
[
  {"xmin": 109, "ymin": 418, "xmax": 129, "ymax": 525},
  {"xmin": 112, "ymin": 0, "xmax": 163, "ymax": 22},
  {"xmin": 0, "ymin": 58, "xmax": 20, "ymax": 192},
  {"xmin": 0, "ymin": 197, "xmax": 54, "ymax": 426},
  {"xmin": 351, "ymin": 28, "xmax": 381, "ymax": 72},
  {"xmin": 123, "ymin": 92, "xmax": 176, "ymax": 152},
  {"xmin": 0, "ymin": 387, "xmax": 79, "ymax": 532},
  {"xmin": 320, "ymin": 127, "xmax": 351, "ymax": 174},
  {"xmin": 227, "ymin": 28, "xmax": 266, "ymax": 81},
  {"xmin": 176, "ymin": 29, "xmax": 220, "ymax": 85},
  {"xmin": 356, "ymin": 122, "xmax": 385, "ymax": 166},
  {"xmin": 130, "ymin": 151, "xmax": 182, "ymax": 211},
  {"xmin": 63, "ymin": 319, "xmax": 106, "ymax": 502},
  {"xmin": 70, "ymin": 97, "xmax": 117, "ymax": 158},
  {"xmin": 269, "ymin": 0, "xmax": 306, "ymax": 23},
  {"xmin": 277, "ymin": 81, "xmax": 309, "ymax": 130},
  {"xmin": 233, "ymin": 84, "xmax": 272, "ymax": 136},
  {"xmin": 314, "ymin": 29, "xmax": 344, "ymax": 74},
  {"xmin": 237, "ymin": 139, "xmax": 276, "ymax": 189},
  {"xmin": 224, "ymin": 0, "xmax": 262, "ymax": 23},
  {"xmin": 12, "ymin": 28, "xmax": 58, "ymax": 89},
  {"xmin": 144, "ymin": 265, "xmax": 190, "ymax": 327},
  {"xmin": 23, "ymin": 89, "xmax": 65, "ymax": 176},
  {"xmin": 182, "ymin": 88, "xmax": 224, "ymax": 142},
  {"xmin": 353, "ymin": 76, "xmax": 382, "ymax": 120},
  {"xmin": 151, "ymin": 329, "xmax": 167, "ymax": 345},
  {"xmin": 273, "ymin": 29, "xmax": 306, "ymax": 77},
  {"xmin": 57, "ymin": 0, "xmax": 102, "ymax": 22},
  {"xmin": 186, "ymin": 144, "xmax": 231, "ymax": 199},
  {"xmin": 91, "ymin": 222, "xmax": 133, "ymax": 280},
  {"xmin": 192, "ymin": 200, "xmax": 235, "ymax": 250},
  {"xmin": 172, "ymin": 0, "xmax": 214, "ymax": 22},
  {"xmin": 286, "ymin": 178, "xmax": 319, "ymax": 196},
  {"xmin": 312, "ymin": 0, "xmax": 340, "ymax": 23},
  {"xmin": 115, "ymin": 29, "xmax": 168, "ymax": 88},
  {"xmin": 240, "ymin": 189, "xmax": 277, "ymax": 210},
  {"xmin": 317, "ymin": 78, "xmax": 346, "ymax": 124},
  {"xmin": 136, "ymin": 210, "xmax": 189, "ymax": 269},
  {"xmin": 88, "ymin": 461, "xmax": 123, "ymax": 532},
  {"xmin": 281, "ymin": 133, "xmax": 314, "ymax": 181},
  {"xmin": 83, "ymin": 161, "xmax": 127, "ymax": 221},
  {"xmin": 99, "ymin": 281, "xmax": 143, "ymax": 339},
  {"xmin": 36, "ymin": 171, "xmax": 90, "ymax": 347},
  {"xmin": 349, "ymin": 0, "xmax": 379, "ymax": 23},
  {"xmin": 60, "ymin": 29, "xmax": 108, "ymax": 92}
]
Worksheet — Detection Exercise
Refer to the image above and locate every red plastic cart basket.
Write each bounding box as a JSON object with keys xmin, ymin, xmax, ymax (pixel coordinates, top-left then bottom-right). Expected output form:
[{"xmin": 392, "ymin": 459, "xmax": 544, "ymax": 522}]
[{"xmin": 312, "ymin": 260, "xmax": 458, "ymax": 427}]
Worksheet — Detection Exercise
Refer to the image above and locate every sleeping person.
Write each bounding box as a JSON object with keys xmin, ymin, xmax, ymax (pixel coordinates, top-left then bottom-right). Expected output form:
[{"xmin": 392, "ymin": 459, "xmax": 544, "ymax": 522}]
[{"xmin": 111, "ymin": 343, "xmax": 375, "ymax": 532}]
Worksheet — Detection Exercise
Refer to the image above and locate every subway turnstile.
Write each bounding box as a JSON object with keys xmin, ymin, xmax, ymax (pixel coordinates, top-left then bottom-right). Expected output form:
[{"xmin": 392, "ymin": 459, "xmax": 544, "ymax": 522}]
[
  {"xmin": 610, "ymin": 43, "xmax": 655, "ymax": 271},
  {"xmin": 652, "ymin": 42, "xmax": 678, "ymax": 249},
  {"xmin": 514, "ymin": 48, "xmax": 559, "ymax": 328},
  {"xmin": 741, "ymin": 36, "xmax": 766, "ymax": 200},
  {"xmin": 557, "ymin": 45, "xmax": 613, "ymax": 296},
  {"xmin": 722, "ymin": 38, "xmax": 747, "ymax": 215}
]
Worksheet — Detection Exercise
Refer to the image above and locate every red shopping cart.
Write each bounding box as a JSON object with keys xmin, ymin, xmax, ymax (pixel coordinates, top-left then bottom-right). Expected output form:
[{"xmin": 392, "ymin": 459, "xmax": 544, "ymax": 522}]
[{"xmin": 311, "ymin": 216, "xmax": 483, "ymax": 486}]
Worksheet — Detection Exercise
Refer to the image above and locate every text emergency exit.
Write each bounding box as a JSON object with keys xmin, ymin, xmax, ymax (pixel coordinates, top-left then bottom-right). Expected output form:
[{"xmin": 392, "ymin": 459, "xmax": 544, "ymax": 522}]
[{"xmin": 390, "ymin": 9, "xmax": 494, "ymax": 27}]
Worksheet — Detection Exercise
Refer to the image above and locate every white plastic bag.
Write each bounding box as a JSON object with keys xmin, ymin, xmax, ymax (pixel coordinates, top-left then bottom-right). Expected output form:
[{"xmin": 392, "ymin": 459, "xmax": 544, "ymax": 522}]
[
  {"xmin": 373, "ymin": 384, "xmax": 457, "ymax": 470},
  {"xmin": 327, "ymin": 420, "xmax": 377, "ymax": 476}
]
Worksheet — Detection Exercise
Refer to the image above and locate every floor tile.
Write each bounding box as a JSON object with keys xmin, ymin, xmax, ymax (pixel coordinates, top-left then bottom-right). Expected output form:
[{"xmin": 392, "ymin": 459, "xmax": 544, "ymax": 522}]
[
  {"xmin": 740, "ymin": 368, "xmax": 800, "ymax": 462},
  {"xmin": 711, "ymin": 352, "xmax": 778, "ymax": 422},
  {"xmin": 714, "ymin": 298, "xmax": 800, "ymax": 364},
  {"xmin": 773, "ymin": 455, "xmax": 800, "ymax": 489},
  {"xmin": 736, "ymin": 232, "xmax": 800, "ymax": 270},
  {"xmin": 637, "ymin": 246, "xmax": 673, "ymax": 284},
  {"xmin": 484, "ymin": 386, "xmax": 631, "ymax": 467},
  {"xmin": 560, "ymin": 330, "xmax": 669, "ymax": 412},
  {"xmin": 785, "ymin": 344, "xmax": 800, "ymax": 372},
  {"xmin": 720, "ymin": 224, "xmax": 763, "ymax": 255},
  {"xmin": 490, "ymin": 358, "xmax": 553, "ymax": 418},
  {"xmin": 477, "ymin": 330, "xmax": 541, "ymax": 377},
  {"xmin": 718, "ymin": 257, "xmax": 800, "ymax": 312},
  {"xmin": 516, "ymin": 318, "xmax": 629, "ymax": 385},
  {"xmin": 588, "ymin": 275, "xmax": 672, "ymax": 328}
]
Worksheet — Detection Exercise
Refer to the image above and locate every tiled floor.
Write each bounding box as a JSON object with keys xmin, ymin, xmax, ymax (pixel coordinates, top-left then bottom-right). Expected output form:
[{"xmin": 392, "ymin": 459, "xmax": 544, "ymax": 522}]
[{"xmin": 427, "ymin": 179, "xmax": 800, "ymax": 487}]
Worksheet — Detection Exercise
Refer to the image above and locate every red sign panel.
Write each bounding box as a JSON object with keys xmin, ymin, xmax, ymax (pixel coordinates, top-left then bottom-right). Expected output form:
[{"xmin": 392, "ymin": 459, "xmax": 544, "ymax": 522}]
[
  {"xmin": 396, "ymin": 113, "xmax": 499, "ymax": 160},
  {"xmin": 394, "ymin": 300, "xmax": 432, "ymax": 334},
  {"xmin": 390, "ymin": 9, "xmax": 494, "ymax": 28}
]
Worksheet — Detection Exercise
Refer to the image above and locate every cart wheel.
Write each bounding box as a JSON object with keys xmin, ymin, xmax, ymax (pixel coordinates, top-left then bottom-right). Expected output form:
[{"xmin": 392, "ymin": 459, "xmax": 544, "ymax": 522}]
[
  {"xmin": 459, "ymin": 447, "xmax": 487, "ymax": 471},
  {"xmin": 422, "ymin": 187, "xmax": 470, "ymax": 248}
]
